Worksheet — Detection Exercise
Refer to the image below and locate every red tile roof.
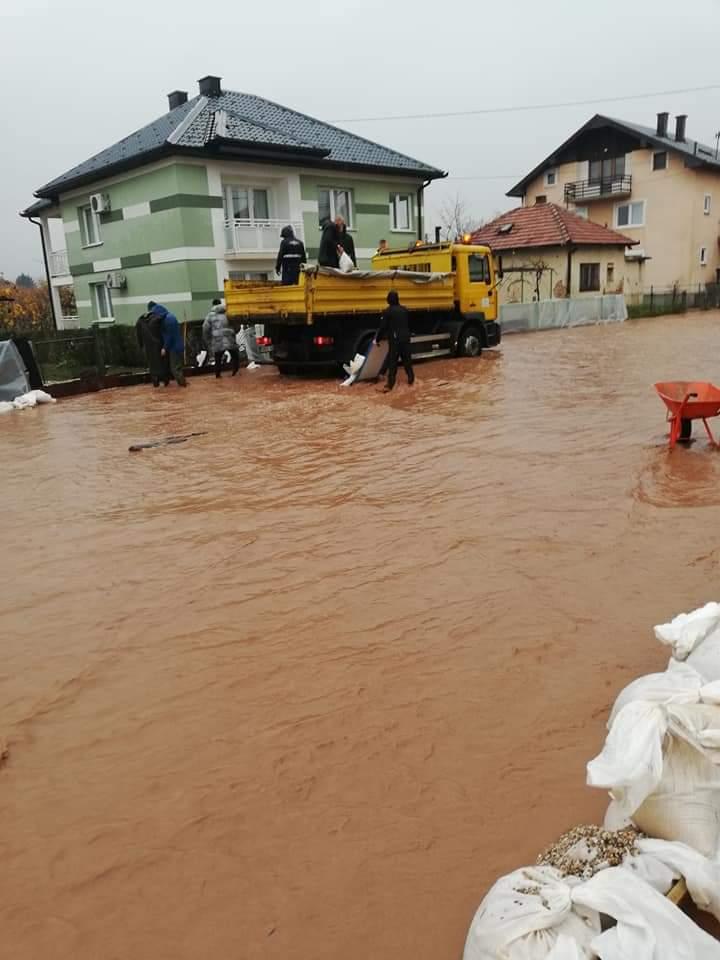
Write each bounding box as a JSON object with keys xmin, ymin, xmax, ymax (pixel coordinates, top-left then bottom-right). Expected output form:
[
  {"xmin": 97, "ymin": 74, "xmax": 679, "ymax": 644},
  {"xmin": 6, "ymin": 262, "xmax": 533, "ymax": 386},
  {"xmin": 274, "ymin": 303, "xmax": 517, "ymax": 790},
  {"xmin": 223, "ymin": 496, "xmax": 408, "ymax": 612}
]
[{"xmin": 471, "ymin": 202, "xmax": 636, "ymax": 251}]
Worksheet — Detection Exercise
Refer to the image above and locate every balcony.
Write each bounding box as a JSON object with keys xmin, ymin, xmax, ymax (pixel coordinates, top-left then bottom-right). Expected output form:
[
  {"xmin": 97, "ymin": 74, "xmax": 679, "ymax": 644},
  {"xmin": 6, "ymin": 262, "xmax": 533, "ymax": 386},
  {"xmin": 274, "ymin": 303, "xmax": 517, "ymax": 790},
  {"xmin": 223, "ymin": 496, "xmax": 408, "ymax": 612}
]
[
  {"xmin": 225, "ymin": 218, "xmax": 304, "ymax": 256},
  {"xmin": 49, "ymin": 249, "xmax": 70, "ymax": 277},
  {"xmin": 564, "ymin": 175, "xmax": 632, "ymax": 204}
]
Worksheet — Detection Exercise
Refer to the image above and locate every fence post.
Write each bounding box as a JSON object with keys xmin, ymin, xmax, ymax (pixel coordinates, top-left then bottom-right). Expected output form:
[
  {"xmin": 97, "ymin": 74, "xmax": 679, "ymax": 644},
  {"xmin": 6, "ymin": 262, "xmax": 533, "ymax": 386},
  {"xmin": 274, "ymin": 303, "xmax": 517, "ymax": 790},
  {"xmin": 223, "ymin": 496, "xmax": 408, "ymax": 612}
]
[
  {"xmin": 650, "ymin": 285, "xmax": 654, "ymax": 312},
  {"xmin": 92, "ymin": 323, "xmax": 106, "ymax": 380}
]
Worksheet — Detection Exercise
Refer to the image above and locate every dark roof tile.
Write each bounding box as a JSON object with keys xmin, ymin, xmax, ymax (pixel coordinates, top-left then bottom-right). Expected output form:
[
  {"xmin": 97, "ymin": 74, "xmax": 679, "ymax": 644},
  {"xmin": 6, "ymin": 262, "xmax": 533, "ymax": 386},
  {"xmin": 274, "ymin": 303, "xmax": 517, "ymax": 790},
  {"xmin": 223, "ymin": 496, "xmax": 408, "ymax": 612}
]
[{"xmin": 36, "ymin": 89, "xmax": 443, "ymax": 197}]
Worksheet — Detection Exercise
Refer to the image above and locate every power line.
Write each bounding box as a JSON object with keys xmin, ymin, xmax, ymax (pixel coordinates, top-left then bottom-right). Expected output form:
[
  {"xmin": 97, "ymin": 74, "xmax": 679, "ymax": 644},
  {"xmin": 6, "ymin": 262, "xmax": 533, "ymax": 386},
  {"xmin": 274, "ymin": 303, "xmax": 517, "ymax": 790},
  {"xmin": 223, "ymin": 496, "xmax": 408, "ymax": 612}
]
[{"xmin": 334, "ymin": 83, "xmax": 720, "ymax": 124}]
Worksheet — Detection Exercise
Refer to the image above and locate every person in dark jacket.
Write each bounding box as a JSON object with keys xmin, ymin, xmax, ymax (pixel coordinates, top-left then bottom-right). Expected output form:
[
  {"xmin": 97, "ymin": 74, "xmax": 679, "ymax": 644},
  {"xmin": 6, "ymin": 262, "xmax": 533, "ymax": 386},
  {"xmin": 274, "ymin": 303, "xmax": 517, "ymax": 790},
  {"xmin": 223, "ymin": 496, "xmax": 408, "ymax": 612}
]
[
  {"xmin": 275, "ymin": 226, "xmax": 307, "ymax": 284},
  {"xmin": 148, "ymin": 301, "xmax": 187, "ymax": 387},
  {"xmin": 135, "ymin": 312, "xmax": 165, "ymax": 387},
  {"xmin": 318, "ymin": 217, "xmax": 339, "ymax": 267},
  {"xmin": 375, "ymin": 290, "xmax": 414, "ymax": 391},
  {"xmin": 335, "ymin": 217, "xmax": 356, "ymax": 266}
]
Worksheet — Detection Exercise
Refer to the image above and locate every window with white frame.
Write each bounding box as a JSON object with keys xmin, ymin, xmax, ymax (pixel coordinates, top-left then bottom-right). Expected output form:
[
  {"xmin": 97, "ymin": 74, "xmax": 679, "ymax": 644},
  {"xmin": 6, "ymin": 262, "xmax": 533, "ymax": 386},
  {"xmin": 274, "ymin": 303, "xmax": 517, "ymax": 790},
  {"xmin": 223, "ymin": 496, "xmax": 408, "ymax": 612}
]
[
  {"xmin": 704, "ymin": 194, "xmax": 712, "ymax": 215},
  {"xmin": 92, "ymin": 282, "xmax": 113, "ymax": 320},
  {"xmin": 700, "ymin": 246, "xmax": 708, "ymax": 266},
  {"xmin": 318, "ymin": 188, "xmax": 353, "ymax": 227},
  {"xmin": 544, "ymin": 168, "xmax": 557, "ymax": 187},
  {"xmin": 390, "ymin": 193, "xmax": 413, "ymax": 231},
  {"xmin": 574, "ymin": 206, "xmax": 588, "ymax": 219},
  {"xmin": 652, "ymin": 151, "xmax": 668, "ymax": 171},
  {"xmin": 616, "ymin": 200, "xmax": 645, "ymax": 228},
  {"xmin": 79, "ymin": 204, "xmax": 101, "ymax": 247},
  {"xmin": 224, "ymin": 186, "xmax": 269, "ymax": 221}
]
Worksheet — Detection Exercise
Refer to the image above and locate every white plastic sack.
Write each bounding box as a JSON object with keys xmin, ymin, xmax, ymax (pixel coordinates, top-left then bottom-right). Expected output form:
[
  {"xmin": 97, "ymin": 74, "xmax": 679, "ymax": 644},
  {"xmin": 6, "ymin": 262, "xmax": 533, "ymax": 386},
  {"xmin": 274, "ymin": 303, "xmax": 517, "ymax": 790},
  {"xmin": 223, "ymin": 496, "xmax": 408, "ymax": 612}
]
[
  {"xmin": 588, "ymin": 661, "xmax": 720, "ymax": 856},
  {"xmin": 655, "ymin": 603, "xmax": 720, "ymax": 662},
  {"xmin": 0, "ymin": 401, "xmax": 15, "ymax": 414},
  {"xmin": 13, "ymin": 392, "xmax": 37, "ymax": 409},
  {"xmin": 338, "ymin": 251, "xmax": 355, "ymax": 273},
  {"xmin": 463, "ymin": 863, "xmax": 720, "ymax": 960},
  {"xmin": 28, "ymin": 389, "xmax": 55, "ymax": 404}
]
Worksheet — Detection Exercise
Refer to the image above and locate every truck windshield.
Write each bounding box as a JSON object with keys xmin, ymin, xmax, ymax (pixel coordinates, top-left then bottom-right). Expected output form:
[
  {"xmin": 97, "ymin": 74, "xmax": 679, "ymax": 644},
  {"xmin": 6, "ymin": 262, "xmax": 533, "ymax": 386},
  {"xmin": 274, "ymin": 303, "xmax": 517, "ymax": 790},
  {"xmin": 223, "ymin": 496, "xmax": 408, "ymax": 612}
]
[{"xmin": 468, "ymin": 254, "xmax": 491, "ymax": 283}]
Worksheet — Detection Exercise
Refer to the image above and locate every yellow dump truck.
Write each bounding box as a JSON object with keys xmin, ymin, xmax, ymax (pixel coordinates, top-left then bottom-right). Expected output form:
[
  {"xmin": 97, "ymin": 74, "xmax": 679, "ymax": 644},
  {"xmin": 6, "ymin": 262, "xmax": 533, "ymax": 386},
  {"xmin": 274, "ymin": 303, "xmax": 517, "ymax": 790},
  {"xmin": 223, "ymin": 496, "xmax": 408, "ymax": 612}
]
[{"xmin": 224, "ymin": 240, "xmax": 501, "ymax": 374}]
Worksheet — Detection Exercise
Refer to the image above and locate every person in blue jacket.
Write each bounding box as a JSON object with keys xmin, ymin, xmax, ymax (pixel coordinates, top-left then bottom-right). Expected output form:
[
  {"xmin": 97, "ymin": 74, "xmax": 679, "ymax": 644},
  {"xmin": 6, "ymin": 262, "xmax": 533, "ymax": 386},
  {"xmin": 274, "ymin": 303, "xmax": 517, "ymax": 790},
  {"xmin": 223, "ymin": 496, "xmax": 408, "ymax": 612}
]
[{"xmin": 148, "ymin": 302, "xmax": 187, "ymax": 387}]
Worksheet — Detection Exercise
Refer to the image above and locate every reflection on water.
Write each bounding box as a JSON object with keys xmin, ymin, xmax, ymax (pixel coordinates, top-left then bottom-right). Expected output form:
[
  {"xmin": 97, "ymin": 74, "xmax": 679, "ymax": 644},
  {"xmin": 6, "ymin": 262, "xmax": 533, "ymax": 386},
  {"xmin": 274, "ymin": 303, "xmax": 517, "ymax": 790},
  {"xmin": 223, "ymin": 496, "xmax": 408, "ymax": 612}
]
[{"xmin": 3, "ymin": 313, "xmax": 720, "ymax": 960}]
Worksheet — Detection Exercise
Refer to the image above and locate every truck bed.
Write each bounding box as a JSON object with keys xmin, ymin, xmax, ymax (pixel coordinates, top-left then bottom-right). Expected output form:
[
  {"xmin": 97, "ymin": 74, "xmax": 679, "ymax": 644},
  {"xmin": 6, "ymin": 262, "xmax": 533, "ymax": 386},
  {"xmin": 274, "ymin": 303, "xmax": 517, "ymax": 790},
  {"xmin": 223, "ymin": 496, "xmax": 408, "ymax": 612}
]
[{"xmin": 225, "ymin": 267, "xmax": 455, "ymax": 325}]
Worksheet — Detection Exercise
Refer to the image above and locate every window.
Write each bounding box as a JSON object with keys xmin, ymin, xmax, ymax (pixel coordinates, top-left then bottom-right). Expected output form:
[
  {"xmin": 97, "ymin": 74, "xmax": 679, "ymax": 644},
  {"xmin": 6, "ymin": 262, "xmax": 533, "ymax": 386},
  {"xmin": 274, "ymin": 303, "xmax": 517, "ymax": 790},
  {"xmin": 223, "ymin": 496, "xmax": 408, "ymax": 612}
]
[
  {"xmin": 704, "ymin": 194, "xmax": 712, "ymax": 215},
  {"xmin": 318, "ymin": 188, "xmax": 353, "ymax": 227},
  {"xmin": 92, "ymin": 282, "xmax": 113, "ymax": 320},
  {"xmin": 535, "ymin": 195, "xmax": 547, "ymax": 204},
  {"xmin": 390, "ymin": 193, "xmax": 412, "ymax": 231},
  {"xmin": 79, "ymin": 205, "xmax": 101, "ymax": 246},
  {"xmin": 652, "ymin": 151, "xmax": 668, "ymax": 171},
  {"xmin": 574, "ymin": 206, "xmax": 588, "ymax": 219},
  {"xmin": 545, "ymin": 169, "xmax": 557, "ymax": 186},
  {"xmin": 700, "ymin": 247, "xmax": 708, "ymax": 266},
  {"xmin": 468, "ymin": 254, "xmax": 491, "ymax": 283},
  {"xmin": 607, "ymin": 262, "xmax": 615, "ymax": 284},
  {"xmin": 579, "ymin": 263, "xmax": 600, "ymax": 292},
  {"xmin": 616, "ymin": 200, "xmax": 645, "ymax": 228},
  {"xmin": 225, "ymin": 186, "xmax": 269, "ymax": 221},
  {"xmin": 589, "ymin": 155, "xmax": 625, "ymax": 182}
]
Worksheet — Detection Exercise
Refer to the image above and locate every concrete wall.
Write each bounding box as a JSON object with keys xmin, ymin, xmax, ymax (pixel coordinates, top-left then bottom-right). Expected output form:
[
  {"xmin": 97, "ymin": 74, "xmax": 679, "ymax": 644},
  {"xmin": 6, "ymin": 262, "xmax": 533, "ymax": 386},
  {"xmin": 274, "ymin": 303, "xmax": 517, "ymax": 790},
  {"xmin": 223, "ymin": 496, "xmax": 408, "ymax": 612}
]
[
  {"xmin": 497, "ymin": 245, "xmax": 643, "ymax": 305},
  {"xmin": 521, "ymin": 147, "xmax": 720, "ymax": 290}
]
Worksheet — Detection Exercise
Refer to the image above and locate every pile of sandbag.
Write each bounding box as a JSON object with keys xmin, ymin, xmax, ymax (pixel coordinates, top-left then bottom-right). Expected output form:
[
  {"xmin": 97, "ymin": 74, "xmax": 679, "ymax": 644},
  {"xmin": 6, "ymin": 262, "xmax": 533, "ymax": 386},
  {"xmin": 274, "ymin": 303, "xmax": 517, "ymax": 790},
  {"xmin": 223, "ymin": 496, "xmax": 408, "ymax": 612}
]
[
  {"xmin": 463, "ymin": 601, "xmax": 720, "ymax": 958},
  {"xmin": 0, "ymin": 389, "xmax": 56, "ymax": 414},
  {"xmin": 463, "ymin": 828, "xmax": 720, "ymax": 959}
]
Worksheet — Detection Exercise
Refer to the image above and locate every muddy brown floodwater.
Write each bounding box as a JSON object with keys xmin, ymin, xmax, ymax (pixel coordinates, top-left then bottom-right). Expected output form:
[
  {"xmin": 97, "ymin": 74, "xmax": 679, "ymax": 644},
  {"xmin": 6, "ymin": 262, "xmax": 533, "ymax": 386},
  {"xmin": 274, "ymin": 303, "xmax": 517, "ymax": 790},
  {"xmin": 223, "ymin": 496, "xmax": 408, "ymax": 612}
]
[{"xmin": 4, "ymin": 312, "xmax": 720, "ymax": 959}]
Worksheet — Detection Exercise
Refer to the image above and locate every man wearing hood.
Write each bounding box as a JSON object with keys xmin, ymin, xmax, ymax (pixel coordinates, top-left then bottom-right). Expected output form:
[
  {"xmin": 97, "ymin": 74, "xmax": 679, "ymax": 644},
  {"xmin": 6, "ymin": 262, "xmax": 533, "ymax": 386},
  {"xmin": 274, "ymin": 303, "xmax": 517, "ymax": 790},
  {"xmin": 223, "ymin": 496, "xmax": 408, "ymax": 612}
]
[
  {"xmin": 203, "ymin": 299, "xmax": 240, "ymax": 377},
  {"xmin": 148, "ymin": 301, "xmax": 187, "ymax": 387},
  {"xmin": 275, "ymin": 226, "xmax": 307, "ymax": 285},
  {"xmin": 318, "ymin": 217, "xmax": 339, "ymax": 268},
  {"xmin": 135, "ymin": 311, "xmax": 164, "ymax": 387},
  {"xmin": 335, "ymin": 216, "xmax": 356, "ymax": 267}
]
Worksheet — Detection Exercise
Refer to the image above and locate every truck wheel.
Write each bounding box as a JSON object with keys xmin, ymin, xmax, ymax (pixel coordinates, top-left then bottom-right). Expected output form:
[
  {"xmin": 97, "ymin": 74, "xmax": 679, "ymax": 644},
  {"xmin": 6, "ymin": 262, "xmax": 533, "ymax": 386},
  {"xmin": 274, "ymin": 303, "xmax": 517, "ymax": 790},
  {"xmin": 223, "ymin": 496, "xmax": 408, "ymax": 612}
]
[
  {"xmin": 276, "ymin": 363, "xmax": 296, "ymax": 376},
  {"xmin": 457, "ymin": 325, "xmax": 483, "ymax": 357}
]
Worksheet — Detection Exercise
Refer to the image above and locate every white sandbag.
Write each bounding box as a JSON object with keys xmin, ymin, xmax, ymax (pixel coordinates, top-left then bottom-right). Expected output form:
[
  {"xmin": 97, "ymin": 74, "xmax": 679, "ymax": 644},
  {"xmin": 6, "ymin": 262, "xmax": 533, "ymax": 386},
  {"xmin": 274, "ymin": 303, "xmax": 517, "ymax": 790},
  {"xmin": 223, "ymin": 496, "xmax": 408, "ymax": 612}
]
[
  {"xmin": 338, "ymin": 251, "xmax": 355, "ymax": 273},
  {"xmin": 688, "ymin": 635, "xmax": 720, "ymax": 683},
  {"xmin": 632, "ymin": 837, "xmax": 720, "ymax": 919},
  {"xmin": 588, "ymin": 661, "xmax": 720, "ymax": 857},
  {"xmin": 654, "ymin": 603, "xmax": 720, "ymax": 661},
  {"xmin": 13, "ymin": 392, "xmax": 37, "ymax": 409},
  {"xmin": 0, "ymin": 401, "xmax": 15, "ymax": 414},
  {"xmin": 26, "ymin": 389, "xmax": 55, "ymax": 404},
  {"xmin": 463, "ymin": 863, "xmax": 720, "ymax": 960}
]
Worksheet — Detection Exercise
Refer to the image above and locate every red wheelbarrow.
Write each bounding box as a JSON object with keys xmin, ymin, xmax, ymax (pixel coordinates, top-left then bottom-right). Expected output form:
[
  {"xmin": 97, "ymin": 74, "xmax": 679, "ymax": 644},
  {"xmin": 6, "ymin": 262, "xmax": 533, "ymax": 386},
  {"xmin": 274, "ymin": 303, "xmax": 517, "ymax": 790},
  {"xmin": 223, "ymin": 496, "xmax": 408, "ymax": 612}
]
[{"xmin": 654, "ymin": 381, "xmax": 720, "ymax": 448}]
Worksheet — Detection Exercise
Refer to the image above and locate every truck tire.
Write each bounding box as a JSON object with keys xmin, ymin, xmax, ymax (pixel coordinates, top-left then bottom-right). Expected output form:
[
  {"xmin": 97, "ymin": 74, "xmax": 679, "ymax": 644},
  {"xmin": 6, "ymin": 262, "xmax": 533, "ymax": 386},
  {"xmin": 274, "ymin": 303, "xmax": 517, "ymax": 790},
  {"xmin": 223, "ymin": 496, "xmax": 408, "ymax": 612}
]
[
  {"xmin": 276, "ymin": 362, "xmax": 296, "ymax": 376},
  {"xmin": 457, "ymin": 324, "xmax": 483, "ymax": 358}
]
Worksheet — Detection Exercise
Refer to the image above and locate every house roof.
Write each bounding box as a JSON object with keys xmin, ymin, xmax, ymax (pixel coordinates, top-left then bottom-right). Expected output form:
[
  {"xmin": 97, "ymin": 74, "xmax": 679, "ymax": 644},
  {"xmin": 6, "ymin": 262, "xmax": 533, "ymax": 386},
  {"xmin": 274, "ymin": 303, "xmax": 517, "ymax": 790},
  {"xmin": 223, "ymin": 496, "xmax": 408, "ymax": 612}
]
[
  {"xmin": 31, "ymin": 87, "xmax": 445, "ymax": 201},
  {"xmin": 507, "ymin": 113, "xmax": 720, "ymax": 197},
  {"xmin": 471, "ymin": 202, "xmax": 636, "ymax": 250}
]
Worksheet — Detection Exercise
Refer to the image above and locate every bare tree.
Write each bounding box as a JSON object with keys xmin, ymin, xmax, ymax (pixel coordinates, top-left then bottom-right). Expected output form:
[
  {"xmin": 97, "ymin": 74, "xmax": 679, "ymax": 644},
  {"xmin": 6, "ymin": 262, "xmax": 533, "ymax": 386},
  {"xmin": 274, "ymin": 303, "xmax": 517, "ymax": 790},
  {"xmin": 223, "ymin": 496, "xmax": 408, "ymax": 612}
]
[{"xmin": 437, "ymin": 193, "xmax": 478, "ymax": 241}]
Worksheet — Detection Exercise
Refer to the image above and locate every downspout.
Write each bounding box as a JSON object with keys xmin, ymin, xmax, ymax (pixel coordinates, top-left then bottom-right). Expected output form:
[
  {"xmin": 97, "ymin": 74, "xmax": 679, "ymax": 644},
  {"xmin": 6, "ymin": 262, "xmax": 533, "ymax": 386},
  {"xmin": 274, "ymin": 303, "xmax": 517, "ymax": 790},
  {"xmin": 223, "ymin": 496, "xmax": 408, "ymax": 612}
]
[
  {"xmin": 566, "ymin": 245, "xmax": 574, "ymax": 298},
  {"xmin": 27, "ymin": 216, "xmax": 58, "ymax": 330},
  {"xmin": 417, "ymin": 173, "xmax": 447, "ymax": 242}
]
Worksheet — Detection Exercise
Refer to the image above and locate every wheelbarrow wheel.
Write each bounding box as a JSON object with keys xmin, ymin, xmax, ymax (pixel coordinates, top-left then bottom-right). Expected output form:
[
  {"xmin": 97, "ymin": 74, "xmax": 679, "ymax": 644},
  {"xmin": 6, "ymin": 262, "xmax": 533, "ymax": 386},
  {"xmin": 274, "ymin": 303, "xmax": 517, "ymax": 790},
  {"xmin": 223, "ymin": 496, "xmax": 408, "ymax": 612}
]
[{"xmin": 679, "ymin": 418, "xmax": 692, "ymax": 441}]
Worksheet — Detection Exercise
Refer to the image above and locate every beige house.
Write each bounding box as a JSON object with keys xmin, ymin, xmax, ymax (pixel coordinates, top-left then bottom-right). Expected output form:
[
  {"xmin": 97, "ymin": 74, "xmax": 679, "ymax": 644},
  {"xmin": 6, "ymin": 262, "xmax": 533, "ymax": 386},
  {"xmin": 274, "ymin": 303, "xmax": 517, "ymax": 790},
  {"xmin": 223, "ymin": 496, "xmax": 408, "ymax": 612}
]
[
  {"xmin": 507, "ymin": 112, "xmax": 720, "ymax": 293},
  {"xmin": 471, "ymin": 202, "xmax": 639, "ymax": 305}
]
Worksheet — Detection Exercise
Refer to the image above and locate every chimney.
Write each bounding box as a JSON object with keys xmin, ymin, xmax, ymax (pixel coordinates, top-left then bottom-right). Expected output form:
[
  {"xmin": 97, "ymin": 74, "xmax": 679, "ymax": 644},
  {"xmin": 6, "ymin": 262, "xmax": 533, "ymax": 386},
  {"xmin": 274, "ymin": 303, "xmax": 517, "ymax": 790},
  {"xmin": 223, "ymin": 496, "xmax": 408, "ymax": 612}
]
[
  {"xmin": 167, "ymin": 90, "xmax": 188, "ymax": 110},
  {"xmin": 198, "ymin": 75, "xmax": 222, "ymax": 98},
  {"xmin": 675, "ymin": 114, "xmax": 687, "ymax": 143},
  {"xmin": 656, "ymin": 111, "xmax": 669, "ymax": 137}
]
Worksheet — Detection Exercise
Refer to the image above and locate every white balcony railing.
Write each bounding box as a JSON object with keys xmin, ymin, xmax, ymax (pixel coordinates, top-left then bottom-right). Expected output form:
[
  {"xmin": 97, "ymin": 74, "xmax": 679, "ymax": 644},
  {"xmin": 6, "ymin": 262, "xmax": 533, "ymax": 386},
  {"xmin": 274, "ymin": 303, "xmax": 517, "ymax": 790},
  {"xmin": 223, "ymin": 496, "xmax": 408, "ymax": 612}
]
[
  {"xmin": 49, "ymin": 249, "xmax": 69, "ymax": 277},
  {"xmin": 225, "ymin": 219, "xmax": 304, "ymax": 255}
]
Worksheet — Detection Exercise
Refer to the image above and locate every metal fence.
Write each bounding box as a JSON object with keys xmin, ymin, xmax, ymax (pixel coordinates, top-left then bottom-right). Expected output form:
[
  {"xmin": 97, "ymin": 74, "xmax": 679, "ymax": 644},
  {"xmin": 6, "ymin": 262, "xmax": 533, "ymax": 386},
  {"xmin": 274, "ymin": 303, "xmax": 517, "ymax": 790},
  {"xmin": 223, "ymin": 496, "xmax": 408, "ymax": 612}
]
[{"xmin": 626, "ymin": 284, "xmax": 720, "ymax": 318}]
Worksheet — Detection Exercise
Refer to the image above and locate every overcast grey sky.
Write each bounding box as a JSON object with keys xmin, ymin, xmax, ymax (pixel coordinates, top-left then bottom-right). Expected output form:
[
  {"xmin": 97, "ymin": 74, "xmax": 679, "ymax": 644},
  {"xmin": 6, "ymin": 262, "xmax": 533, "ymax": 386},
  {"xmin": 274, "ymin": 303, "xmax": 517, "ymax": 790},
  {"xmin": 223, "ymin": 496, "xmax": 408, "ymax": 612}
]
[{"xmin": 2, "ymin": 0, "xmax": 720, "ymax": 280}]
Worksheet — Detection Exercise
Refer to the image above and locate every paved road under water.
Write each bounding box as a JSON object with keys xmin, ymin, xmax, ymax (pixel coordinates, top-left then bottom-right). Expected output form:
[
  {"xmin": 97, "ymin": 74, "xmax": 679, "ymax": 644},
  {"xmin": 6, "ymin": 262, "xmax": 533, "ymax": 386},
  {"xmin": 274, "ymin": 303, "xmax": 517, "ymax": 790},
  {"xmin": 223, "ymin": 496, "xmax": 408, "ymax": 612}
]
[{"xmin": 3, "ymin": 313, "xmax": 720, "ymax": 959}]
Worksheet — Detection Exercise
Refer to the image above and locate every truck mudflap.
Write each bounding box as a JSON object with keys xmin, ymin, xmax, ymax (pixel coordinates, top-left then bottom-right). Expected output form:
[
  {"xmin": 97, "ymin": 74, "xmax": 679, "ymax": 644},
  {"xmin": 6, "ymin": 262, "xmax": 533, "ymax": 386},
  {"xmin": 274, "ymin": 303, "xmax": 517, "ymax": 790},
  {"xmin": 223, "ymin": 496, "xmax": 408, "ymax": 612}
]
[{"xmin": 483, "ymin": 321, "xmax": 501, "ymax": 347}]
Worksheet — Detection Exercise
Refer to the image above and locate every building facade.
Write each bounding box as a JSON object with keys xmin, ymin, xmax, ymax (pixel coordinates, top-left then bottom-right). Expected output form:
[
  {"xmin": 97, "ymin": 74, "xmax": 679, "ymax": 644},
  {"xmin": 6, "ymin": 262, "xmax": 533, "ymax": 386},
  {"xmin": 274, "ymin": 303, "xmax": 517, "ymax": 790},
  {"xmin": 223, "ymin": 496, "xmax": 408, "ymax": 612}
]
[
  {"xmin": 471, "ymin": 202, "xmax": 638, "ymax": 305},
  {"xmin": 23, "ymin": 77, "xmax": 443, "ymax": 329},
  {"xmin": 507, "ymin": 112, "xmax": 720, "ymax": 294}
]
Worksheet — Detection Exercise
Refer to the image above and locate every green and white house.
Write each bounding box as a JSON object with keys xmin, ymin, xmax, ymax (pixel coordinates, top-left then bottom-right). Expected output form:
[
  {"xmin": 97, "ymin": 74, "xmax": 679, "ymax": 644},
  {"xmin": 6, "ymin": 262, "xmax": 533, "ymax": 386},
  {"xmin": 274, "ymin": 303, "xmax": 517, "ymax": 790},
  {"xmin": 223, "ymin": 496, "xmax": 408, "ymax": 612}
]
[{"xmin": 22, "ymin": 76, "xmax": 444, "ymax": 329}]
